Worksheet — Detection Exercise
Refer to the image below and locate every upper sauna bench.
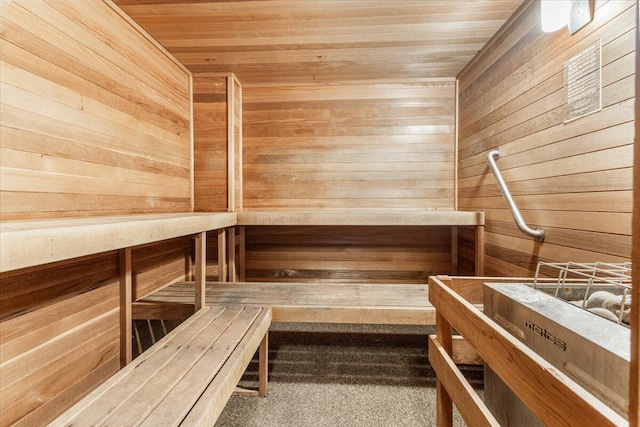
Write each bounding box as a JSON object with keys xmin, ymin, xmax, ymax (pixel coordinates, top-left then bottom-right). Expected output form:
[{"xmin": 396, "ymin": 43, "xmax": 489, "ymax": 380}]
[
  {"xmin": 0, "ymin": 213, "xmax": 237, "ymax": 273},
  {"xmin": 237, "ymin": 210, "xmax": 486, "ymax": 276},
  {"xmin": 236, "ymin": 210, "xmax": 485, "ymax": 226},
  {"xmin": 1, "ymin": 210, "xmax": 485, "ymax": 274}
]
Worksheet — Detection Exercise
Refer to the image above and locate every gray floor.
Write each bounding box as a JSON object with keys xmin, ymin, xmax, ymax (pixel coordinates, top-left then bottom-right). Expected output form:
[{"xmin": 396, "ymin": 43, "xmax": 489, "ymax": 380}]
[{"xmin": 216, "ymin": 323, "xmax": 482, "ymax": 426}]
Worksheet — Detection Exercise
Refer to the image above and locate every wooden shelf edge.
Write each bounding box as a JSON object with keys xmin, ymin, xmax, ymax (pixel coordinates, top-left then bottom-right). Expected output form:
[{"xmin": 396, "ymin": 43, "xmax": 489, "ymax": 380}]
[
  {"xmin": 237, "ymin": 210, "xmax": 485, "ymax": 226},
  {"xmin": 0, "ymin": 212, "xmax": 237, "ymax": 273}
]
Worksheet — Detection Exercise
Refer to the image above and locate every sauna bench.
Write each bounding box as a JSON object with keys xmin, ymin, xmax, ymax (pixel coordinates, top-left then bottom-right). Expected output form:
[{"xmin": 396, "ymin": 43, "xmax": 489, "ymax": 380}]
[
  {"xmin": 139, "ymin": 281, "xmax": 435, "ymax": 325},
  {"xmin": 236, "ymin": 210, "xmax": 485, "ymax": 226},
  {"xmin": 50, "ymin": 305, "xmax": 271, "ymax": 427},
  {"xmin": 138, "ymin": 281, "xmax": 483, "ymax": 364},
  {"xmin": 235, "ymin": 210, "xmax": 486, "ymax": 276},
  {"xmin": 0, "ymin": 212, "xmax": 237, "ymax": 273}
]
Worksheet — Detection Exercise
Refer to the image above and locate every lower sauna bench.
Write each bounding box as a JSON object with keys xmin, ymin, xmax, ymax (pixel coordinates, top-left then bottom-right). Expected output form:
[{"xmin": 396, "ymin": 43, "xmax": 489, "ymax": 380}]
[
  {"xmin": 137, "ymin": 281, "xmax": 435, "ymax": 325},
  {"xmin": 50, "ymin": 306, "xmax": 271, "ymax": 427},
  {"xmin": 136, "ymin": 281, "xmax": 482, "ymax": 368}
]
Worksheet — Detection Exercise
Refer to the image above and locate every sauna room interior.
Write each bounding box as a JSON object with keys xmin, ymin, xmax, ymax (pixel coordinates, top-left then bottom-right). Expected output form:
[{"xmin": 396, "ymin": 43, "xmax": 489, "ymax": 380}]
[{"xmin": 0, "ymin": 0, "xmax": 638, "ymax": 426}]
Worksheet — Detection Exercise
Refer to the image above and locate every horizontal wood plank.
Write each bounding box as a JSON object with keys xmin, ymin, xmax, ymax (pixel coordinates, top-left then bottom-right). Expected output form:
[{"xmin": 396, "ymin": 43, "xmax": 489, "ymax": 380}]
[
  {"xmin": 0, "ymin": 213, "xmax": 236, "ymax": 273},
  {"xmin": 429, "ymin": 276, "xmax": 627, "ymax": 426},
  {"xmin": 50, "ymin": 306, "xmax": 271, "ymax": 427},
  {"xmin": 457, "ymin": 0, "xmax": 635, "ymax": 276},
  {"xmin": 142, "ymin": 281, "xmax": 434, "ymax": 325},
  {"xmin": 114, "ymin": 0, "xmax": 523, "ymax": 84},
  {"xmin": 238, "ymin": 211, "xmax": 484, "ymax": 226}
]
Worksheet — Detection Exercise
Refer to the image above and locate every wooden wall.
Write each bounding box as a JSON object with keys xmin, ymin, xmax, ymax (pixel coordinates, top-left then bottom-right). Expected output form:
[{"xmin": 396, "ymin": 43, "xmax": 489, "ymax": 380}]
[
  {"xmin": 0, "ymin": 0, "xmax": 192, "ymax": 219},
  {"xmin": 113, "ymin": 0, "xmax": 523, "ymax": 85},
  {"xmin": 193, "ymin": 75, "xmax": 228, "ymax": 211},
  {"xmin": 630, "ymin": 5, "xmax": 639, "ymax": 423},
  {"xmin": 245, "ymin": 226, "xmax": 451, "ymax": 283},
  {"xmin": 457, "ymin": 0, "xmax": 635, "ymax": 276},
  {"xmin": 240, "ymin": 81, "xmax": 456, "ymax": 282},
  {"xmin": 0, "ymin": 1, "xmax": 192, "ymax": 425},
  {"xmin": 0, "ymin": 260, "xmax": 120, "ymax": 426},
  {"xmin": 243, "ymin": 81, "xmax": 455, "ymax": 211},
  {"xmin": 193, "ymin": 73, "xmax": 242, "ymax": 212}
]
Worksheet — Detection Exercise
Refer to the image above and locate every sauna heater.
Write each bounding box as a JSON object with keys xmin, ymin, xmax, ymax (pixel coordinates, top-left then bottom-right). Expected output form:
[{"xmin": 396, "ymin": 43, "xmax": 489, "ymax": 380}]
[{"xmin": 483, "ymin": 262, "xmax": 632, "ymax": 426}]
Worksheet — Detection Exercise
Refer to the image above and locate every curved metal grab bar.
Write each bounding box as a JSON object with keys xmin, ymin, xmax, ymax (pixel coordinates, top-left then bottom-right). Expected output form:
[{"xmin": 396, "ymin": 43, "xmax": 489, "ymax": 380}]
[{"xmin": 486, "ymin": 149, "xmax": 545, "ymax": 242}]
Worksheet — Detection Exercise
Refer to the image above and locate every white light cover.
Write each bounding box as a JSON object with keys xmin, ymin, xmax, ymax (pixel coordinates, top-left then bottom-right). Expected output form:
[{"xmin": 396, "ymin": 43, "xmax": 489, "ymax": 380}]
[{"xmin": 541, "ymin": 0, "xmax": 571, "ymax": 32}]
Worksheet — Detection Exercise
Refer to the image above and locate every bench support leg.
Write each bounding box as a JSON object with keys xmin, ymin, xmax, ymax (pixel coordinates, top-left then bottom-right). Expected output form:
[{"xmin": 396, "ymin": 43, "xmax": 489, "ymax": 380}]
[
  {"xmin": 195, "ymin": 231, "xmax": 206, "ymax": 311},
  {"xmin": 229, "ymin": 227, "xmax": 237, "ymax": 282},
  {"xmin": 218, "ymin": 229, "xmax": 227, "ymax": 282},
  {"xmin": 119, "ymin": 247, "xmax": 132, "ymax": 367},
  {"xmin": 238, "ymin": 226, "xmax": 246, "ymax": 281},
  {"xmin": 259, "ymin": 331, "xmax": 269, "ymax": 396},
  {"xmin": 475, "ymin": 224, "xmax": 484, "ymax": 276},
  {"xmin": 450, "ymin": 226, "xmax": 458, "ymax": 275},
  {"xmin": 233, "ymin": 329, "xmax": 270, "ymax": 397}
]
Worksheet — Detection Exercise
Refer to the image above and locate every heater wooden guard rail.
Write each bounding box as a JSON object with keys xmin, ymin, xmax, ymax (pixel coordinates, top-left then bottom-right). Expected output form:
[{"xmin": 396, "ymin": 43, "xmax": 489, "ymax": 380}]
[{"xmin": 428, "ymin": 275, "xmax": 628, "ymax": 427}]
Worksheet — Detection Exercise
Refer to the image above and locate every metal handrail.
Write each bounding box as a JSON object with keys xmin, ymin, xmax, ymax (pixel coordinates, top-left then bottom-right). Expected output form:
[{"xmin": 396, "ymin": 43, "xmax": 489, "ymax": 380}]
[{"xmin": 486, "ymin": 149, "xmax": 545, "ymax": 242}]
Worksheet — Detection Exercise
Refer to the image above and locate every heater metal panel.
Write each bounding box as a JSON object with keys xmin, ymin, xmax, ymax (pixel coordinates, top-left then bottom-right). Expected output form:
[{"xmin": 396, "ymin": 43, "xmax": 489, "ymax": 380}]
[{"xmin": 483, "ymin": 283, "xmax": 630, "ymax": 425}]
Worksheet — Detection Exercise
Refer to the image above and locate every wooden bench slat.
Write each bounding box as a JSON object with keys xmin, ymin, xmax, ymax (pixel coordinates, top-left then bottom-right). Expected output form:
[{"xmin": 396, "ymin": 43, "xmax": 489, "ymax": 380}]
[
  {"xmin": 49, "ymin": 306, "xmax": 229, "ymax": 426},
  {"xmin": 178, "ymin": 307, "xmax": 272, "ymax": 426},
  {"xmin": 140, "ymin": 307, "xmax": 268, "ymax": 426},
  {"xmin": 100, "ymin": 306, "xmax": 255, "ymax": 426},
  {"xmin": 51, "ymin": 306, "xmax": 271, "ymax": 427},
  {"xmin": 142, "ymin": 281, "xmax": 434, "ymax": 325}
]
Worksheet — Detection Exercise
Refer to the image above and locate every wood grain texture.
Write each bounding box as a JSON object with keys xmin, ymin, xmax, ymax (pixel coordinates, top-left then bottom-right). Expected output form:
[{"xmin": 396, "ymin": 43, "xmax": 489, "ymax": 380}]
[
  {"xmin": 192, "ymin": 73, "xmax": 241, "ymax": 212},
  {"xmin": 244, "ymin": 225, "xmax": 451, "ymax": 284},
  {"xmin": 141, "ymin": 281, "xmax": 434, "ymax": 325},
  {"xmin": 237, "ymin": 211, "xmax": 484, "ymax": 226},
  {"xmin": 0, "ymin": 212, "xmax": 236, "ymax": 273},
  {"xmin": 630, "ymin": 3, "xmax": 639, "ymax": 423},
  {"xmin": 131, "ymin": 236, "xmax": 193, "ymax": 300},
  {"xmin": 243, "ymin": 81, "xmax": 457, "ymax": 211},
  {"xmin": 428, "ymin": 276, "xmax": 627, "ymax": 427},
  {"xmin": 0, "ymin": 2, "xmax": 194, "ymax": 424},
  {"xmin": 50, "ymin": 306, "xmax": 271, "ymax": 427},
  {"xmin": 119, "ymin": 248, "xmax": 132, "ymax": 367},
  {"xmin": 0, "ymin": 0, "xmax": 192, "ymax": 220},
  {"xmin": 457, "ymin": 0, "xmax": 636, "ymax": 276},
  {"xmin": 0, "ymin": 237, "xmax": 193, "ymax": 425},
  {"xmin": 113, "ymin": 0, "xmax": 523, "ymax": 85},
  {"xmin": 0, "ymin": 285, "xmax": 120, "ymax": 427},
  {"xmin": 193, "ymin": 74, "xmax": 228, "ymax": 211},
  {"xmin": 429, "ymin": 336, "xmax": 498, "ymax": 426}
]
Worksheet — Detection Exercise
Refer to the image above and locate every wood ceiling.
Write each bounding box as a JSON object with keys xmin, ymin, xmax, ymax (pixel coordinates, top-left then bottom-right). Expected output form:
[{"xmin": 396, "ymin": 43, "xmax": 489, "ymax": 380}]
[{"xmin": 114, "ymin": 0, "xmax": 525, "ymax": 85}]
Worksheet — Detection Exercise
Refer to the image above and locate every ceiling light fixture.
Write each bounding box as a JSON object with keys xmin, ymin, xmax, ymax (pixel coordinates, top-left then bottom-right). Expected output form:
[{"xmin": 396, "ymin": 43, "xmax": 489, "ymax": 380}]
[{"xmin": 541, "ymin": 0, "xmax": 571, "ymax": 33}]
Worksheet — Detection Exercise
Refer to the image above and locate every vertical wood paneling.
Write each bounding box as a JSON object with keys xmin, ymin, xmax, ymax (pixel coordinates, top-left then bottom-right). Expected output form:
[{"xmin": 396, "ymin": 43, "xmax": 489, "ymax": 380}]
[
  {"xmin": 0, "ymin": 0, "xmax": 191, "ymax": 220},
  {"xmin": 458, "ymin": 0, "xmax": 635, "ymax": 276},
  {"xmin": 245, "ymin": 226, "xmax": 451, "ymax": 284},
  {"xmin": 243, "ymin": 81, "xmax": 456, "ymax": 211}
]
